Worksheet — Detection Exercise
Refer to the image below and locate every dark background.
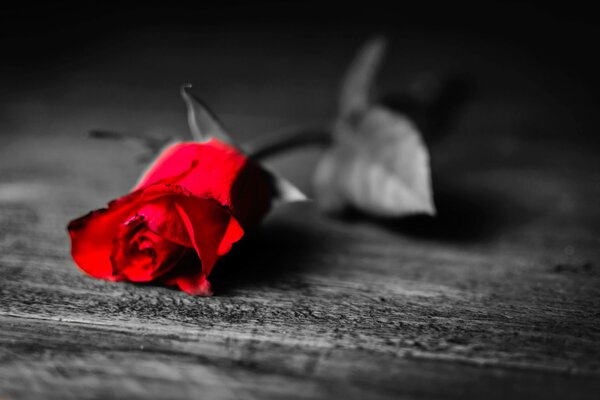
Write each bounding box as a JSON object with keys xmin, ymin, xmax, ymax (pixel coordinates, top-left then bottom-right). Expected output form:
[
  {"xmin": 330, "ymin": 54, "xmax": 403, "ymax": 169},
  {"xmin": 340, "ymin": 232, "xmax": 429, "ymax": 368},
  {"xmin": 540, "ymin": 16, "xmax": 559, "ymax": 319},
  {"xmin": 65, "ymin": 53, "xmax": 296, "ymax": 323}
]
[
  {"xmin": 1, "ymin": 1, "xmax": 599, "ymax": 144},
  {"xmin": 2, "ymin": 1, "xmax": 599, "ymax": 83}
]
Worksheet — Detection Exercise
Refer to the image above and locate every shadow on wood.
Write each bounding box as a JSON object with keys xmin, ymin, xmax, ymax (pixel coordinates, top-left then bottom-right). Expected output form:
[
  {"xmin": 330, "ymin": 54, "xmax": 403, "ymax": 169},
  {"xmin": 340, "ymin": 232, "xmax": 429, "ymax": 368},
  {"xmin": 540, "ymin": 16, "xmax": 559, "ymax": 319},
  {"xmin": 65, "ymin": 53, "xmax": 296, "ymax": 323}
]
[
  {"xmin": 330, "ymin": 179, "xmax": 535, "ymax": 243},
  {"xmin": 211, "ymin": 219, "xmax": 325, "ymax": 294}
]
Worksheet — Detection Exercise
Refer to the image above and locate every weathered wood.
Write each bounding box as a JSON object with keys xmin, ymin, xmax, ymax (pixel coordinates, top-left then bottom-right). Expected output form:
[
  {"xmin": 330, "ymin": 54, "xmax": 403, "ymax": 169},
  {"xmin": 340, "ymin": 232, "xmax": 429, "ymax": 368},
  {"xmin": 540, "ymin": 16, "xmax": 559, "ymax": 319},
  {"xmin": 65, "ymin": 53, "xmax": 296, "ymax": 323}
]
[{"xmin": 1, "ymin": 29, "xmax": 600, "ymax": 399}]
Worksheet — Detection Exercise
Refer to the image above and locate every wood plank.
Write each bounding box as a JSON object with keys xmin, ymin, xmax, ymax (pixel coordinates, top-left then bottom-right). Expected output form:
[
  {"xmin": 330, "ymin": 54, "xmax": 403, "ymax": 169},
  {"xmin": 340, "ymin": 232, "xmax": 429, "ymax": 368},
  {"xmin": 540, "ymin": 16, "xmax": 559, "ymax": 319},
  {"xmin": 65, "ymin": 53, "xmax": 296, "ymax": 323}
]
[{"xmin": 2, "ymin": 314, "xmax": 599, "ymax": 400}]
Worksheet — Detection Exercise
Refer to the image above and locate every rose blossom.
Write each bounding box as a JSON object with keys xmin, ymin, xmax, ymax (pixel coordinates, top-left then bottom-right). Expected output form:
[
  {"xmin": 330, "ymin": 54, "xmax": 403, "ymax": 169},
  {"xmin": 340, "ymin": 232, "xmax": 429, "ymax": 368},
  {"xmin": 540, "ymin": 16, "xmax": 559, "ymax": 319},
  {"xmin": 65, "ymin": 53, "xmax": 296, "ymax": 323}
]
[
  {"xmin": 68, "ymin": 86, "xmax": 306, "ymax": 295},
  {"xmin": 68, "ymin": 137, "xmax": 275, "ymax": 296}
]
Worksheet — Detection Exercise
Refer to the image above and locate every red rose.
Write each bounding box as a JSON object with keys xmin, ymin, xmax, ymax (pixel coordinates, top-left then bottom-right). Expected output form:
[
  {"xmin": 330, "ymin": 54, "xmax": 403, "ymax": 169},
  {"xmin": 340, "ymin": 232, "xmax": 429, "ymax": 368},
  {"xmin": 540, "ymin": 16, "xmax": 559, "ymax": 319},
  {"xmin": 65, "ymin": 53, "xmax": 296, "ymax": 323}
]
[
  {"xmin": 68, "ymin": 86, "xmax": 305, "ymax": 296},
  {"xmin": 68, "ymin": 138, "xmax": 273, "ymax": 296}
]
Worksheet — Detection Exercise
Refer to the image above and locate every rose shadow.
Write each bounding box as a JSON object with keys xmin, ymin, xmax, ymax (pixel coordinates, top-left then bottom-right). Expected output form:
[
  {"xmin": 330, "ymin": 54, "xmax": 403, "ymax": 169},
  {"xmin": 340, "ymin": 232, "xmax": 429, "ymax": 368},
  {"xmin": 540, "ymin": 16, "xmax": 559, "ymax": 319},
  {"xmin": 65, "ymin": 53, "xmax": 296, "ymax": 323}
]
[
  {"xmin": 135, "ymin": 218, "xmax": 320, "ymax": 295},
  {"xmin": 342, "ymin": 177, "xmax": 535, "ymax": 243},
  {"xmin": 316, "ymin": 177, "xmax": 495, "ymax": 244},
  {"xmin": 209, "ymin": 217, "xmax": 323, "ymax": 295},
  {"xmin": 211, "ymin": 180, "xmax": 533, "ymax": 295}
]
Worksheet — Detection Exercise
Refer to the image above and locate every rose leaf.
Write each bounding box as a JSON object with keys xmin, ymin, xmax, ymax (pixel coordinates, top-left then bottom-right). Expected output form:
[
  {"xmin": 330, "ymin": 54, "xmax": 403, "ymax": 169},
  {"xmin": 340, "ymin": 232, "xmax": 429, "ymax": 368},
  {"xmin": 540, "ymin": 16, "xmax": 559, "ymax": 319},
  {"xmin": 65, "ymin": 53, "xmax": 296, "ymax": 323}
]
[{"xmin": 313, "ymin": 38, "xmax": 436, "ymax": 217}]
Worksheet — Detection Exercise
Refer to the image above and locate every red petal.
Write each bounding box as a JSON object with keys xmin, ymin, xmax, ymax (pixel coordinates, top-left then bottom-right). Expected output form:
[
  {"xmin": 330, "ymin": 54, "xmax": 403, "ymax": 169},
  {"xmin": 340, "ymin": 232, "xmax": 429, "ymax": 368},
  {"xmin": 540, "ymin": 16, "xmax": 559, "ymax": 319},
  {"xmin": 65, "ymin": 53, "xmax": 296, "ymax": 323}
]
[
  {"xmin": 174, "ymin": 196, "xmax": 244, "ymax": 277},
  {"xmin": 136, "ymin": 199, "xmax": 192, "ymax": 247},
  {"xmin": 110, "ymin": 219, "xmax": 187, "ymax": 282},
  {"xmin": 134, "ymin": 139, "xmax": 247, "ymax": 209},
  {"xmin": 170, "ymin": 273, "xmax": 213, "ymax": 296},
  {"xmin": 135, "ymin": 142, "xmax": 203, "ymax": 189},
  {"xmin": 67, "ymin": 183, "xmax": 187, "ymax": 280}
]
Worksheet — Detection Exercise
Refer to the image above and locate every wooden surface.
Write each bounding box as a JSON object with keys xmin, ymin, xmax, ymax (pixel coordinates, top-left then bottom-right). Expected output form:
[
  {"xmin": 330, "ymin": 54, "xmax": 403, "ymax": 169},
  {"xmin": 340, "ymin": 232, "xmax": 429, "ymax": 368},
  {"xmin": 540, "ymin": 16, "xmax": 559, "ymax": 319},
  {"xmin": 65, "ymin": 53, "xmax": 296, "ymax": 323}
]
[{"xmin": 1, "ymin": 28, "xmax": 600, "ymax": 399}]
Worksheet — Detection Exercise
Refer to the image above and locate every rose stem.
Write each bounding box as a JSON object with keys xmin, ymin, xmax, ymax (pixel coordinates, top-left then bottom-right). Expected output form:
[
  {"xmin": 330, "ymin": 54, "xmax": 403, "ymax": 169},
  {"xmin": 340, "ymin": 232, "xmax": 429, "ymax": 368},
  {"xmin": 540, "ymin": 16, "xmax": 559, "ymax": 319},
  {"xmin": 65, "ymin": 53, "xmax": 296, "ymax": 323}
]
[{"xmin": 244, "ymin": 126, "xmax": 331, "ymax": 160}]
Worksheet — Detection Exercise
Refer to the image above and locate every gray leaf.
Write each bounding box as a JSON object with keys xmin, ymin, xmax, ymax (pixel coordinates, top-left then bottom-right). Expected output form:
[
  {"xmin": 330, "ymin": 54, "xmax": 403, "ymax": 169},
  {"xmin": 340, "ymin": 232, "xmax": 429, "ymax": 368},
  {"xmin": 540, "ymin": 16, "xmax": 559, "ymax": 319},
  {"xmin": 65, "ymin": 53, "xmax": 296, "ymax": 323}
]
[{"xmin": 313, "ymin": 38, "xmax": 435, "ymax": 217}]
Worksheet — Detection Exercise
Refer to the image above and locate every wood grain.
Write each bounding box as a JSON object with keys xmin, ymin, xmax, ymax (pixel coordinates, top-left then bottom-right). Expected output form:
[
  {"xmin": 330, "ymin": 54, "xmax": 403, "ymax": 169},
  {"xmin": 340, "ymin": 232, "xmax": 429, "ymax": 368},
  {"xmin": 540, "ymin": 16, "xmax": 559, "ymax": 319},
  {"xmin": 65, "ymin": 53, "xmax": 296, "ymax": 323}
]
[{"xmin": 1, "ymin": 29, "xmax": 600, "ymax": 399}]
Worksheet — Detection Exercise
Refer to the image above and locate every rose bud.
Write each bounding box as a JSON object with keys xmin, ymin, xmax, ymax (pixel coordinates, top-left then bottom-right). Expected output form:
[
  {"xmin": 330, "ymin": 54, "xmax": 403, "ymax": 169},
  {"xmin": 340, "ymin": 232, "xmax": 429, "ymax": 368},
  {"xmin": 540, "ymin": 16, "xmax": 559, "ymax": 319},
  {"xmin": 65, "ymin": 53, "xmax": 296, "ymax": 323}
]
[{"xmin": 68, "ymin": 86, "xmax": 305, "ymax": 296}]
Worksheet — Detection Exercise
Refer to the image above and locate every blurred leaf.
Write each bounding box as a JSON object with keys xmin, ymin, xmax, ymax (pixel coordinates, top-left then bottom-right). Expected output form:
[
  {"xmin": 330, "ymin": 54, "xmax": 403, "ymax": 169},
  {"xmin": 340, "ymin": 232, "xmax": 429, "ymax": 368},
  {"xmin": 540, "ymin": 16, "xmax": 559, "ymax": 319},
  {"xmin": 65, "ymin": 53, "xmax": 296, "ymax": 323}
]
[{"xmin": 313, "ymin": 38, "xmax": 435, "ymax": 217}]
